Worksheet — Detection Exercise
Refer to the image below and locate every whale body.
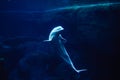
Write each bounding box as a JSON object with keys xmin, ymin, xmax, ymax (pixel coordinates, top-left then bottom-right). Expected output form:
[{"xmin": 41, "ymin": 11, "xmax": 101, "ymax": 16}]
[{"xmin": 58, "ymin": 34, "xmax": 87, "ymax": 73}]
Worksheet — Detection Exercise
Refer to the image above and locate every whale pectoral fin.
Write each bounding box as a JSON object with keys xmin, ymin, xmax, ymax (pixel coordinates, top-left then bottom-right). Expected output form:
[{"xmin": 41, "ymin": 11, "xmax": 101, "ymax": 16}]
[
  {"xmin": 59, "ymin": 34, "xmax": 67, "ymax": 43},
  {"xmin": 77, "ymin": 69, "xmax": 87, "ymax": 73}
]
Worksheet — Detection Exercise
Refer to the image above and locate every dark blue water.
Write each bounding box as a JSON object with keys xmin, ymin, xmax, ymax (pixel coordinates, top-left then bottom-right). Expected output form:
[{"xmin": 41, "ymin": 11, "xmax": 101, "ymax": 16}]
[{"xmin": 0, "ymin": 0, "xmax": 120, "ymax": 80}]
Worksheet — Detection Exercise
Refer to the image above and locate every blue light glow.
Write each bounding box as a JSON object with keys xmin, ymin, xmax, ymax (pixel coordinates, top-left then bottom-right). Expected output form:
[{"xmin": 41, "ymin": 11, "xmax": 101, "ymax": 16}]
[
  {"xmin": 45, "ymin": 2, "xmax": 120, "ymax": 12},
  {"xmin": 1, "ymin": 2, "xmax": 120, "ymax": 13}
]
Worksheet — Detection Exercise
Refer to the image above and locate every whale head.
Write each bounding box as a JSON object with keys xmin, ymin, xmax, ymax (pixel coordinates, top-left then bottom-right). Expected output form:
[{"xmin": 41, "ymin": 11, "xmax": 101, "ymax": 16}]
[{"xmin": 52, "ymin": 26, "xmax": 64, "ymax": 33}]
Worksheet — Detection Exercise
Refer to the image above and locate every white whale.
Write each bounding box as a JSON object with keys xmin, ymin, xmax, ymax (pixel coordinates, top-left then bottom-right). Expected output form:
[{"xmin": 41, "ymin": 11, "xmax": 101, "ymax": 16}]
[{"xmin": 44, "ymin": 26, "xmax": 87, "ymax": 73}]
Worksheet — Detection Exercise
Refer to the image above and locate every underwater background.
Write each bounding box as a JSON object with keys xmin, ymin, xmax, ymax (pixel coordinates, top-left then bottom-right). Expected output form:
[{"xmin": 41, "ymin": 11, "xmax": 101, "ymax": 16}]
[{"xmin": 0, "ymin": 0, "xmax": 120, "ymax": 80}]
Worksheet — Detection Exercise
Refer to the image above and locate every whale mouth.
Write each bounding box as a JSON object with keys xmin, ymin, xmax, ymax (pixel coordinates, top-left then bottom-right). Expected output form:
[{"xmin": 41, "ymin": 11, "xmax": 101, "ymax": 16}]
[{"xmin": 61, "ymin": 27, "xmax": 64, "ymax": 30}]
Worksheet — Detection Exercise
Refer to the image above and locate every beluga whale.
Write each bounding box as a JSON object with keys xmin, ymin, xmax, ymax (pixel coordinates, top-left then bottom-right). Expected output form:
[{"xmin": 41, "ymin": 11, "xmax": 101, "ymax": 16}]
[{"xmin": 44, "ymin": 26, "xmax": 87, "ymax": 73}]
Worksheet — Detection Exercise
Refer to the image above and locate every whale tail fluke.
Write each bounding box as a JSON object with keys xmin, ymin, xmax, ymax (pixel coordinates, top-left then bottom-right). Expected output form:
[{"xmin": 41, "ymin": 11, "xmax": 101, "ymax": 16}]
[{"xmin": 76, "ymin": 69, "xmax": 87, "ymax": 73}]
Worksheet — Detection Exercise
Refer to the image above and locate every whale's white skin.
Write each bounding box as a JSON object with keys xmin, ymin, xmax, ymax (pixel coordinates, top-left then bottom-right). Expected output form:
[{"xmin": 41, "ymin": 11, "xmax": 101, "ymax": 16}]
[
  {"xmin": 44, "ymin": 26, "xmax": 87, "ymax": 73},
  {"xmin": 44, "ymin": 26, "xmax": 64, "ymax": 42}
]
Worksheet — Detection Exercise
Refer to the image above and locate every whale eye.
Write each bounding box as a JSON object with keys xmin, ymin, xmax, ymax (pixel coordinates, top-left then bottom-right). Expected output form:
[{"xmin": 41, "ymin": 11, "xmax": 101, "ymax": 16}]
[
  {"xmin": 57, "ymin": 28, "xmax": 62, "ymax": 30},
  {"xmin": 54, "ymin": 26, "xmax": 64, "ymax": 31}
]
